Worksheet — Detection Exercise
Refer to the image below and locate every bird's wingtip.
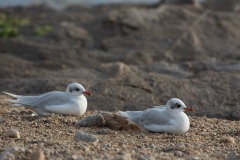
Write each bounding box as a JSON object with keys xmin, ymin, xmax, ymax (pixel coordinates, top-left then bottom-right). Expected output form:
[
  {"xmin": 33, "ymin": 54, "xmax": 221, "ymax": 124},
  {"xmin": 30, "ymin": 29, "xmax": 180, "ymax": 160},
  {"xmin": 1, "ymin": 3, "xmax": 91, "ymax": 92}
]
[
  {"xmin": 4, "ymin": 99, "xmax": 16, "ymax": 103},
  {"xmin": 2, "ymin": 92, "xmax": 18, "ymax": 98},
  {"xmin": 117, "ymin": 111, "xmax": 128, "ymax": 117}
]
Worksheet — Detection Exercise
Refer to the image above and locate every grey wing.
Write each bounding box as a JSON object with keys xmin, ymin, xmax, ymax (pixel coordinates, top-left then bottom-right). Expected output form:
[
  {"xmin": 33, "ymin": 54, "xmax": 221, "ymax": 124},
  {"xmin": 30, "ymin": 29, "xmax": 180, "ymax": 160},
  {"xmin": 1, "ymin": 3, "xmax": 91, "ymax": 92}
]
[
  {"xmin": 137, "ymin": 108, "xmax": 171, "ymax": 126},
  {"xmin": 118, "ymin": 111, "xmax": 143, "ymax": 122},
  {"xmin": 4, "ymin": 91, "xmax": 68, "ymax": 113},
  {"xmin": 25, "ymin": 92, "xmax": 68, "ymax": 108},
  {"xmin": 153, "ymin": 105, "xmax": 165, "ymax": 109}
]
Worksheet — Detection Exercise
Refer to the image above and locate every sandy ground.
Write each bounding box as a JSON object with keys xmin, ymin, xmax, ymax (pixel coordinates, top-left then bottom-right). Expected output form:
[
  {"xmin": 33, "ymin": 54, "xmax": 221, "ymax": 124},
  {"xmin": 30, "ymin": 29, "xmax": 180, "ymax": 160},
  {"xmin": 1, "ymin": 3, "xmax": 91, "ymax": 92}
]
[{"xmin": 0, "ymin": 96, "xmax": 239, "ymax": 160}]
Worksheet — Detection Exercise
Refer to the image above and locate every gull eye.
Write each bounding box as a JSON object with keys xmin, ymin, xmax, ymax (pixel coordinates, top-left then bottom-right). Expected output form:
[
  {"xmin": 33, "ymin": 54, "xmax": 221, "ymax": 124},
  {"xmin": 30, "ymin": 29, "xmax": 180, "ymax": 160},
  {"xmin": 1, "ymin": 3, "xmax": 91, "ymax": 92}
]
[
  {"xmin": 75, "ymin": 88, "xmax": 80, "ymax": 91},
  {"xmin": 176, "ymin": 103, "xmax": 181, "ymax": 108}
]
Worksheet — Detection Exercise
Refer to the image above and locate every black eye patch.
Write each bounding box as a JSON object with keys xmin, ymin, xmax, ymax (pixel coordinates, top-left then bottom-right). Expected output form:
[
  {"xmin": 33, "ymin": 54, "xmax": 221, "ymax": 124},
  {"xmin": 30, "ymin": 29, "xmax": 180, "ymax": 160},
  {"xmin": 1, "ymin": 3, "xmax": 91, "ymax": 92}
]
[
  {"xmin": 176, "ymin": 103, "xmax": 181, "ymax": 108},
  {"xmin": 75, "ymin": 88, "xmax": 80, "ymax": 91}
]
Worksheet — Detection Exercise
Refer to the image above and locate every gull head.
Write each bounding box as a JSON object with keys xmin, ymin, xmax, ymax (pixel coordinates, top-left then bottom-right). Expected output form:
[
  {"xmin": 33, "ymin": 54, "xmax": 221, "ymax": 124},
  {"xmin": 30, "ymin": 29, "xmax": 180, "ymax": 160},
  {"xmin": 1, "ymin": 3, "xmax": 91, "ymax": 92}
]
[
  {"xmin": 66, "ymin": 82, "xmax": 92, "ymax": 96},
  {"xmin": 166, "ymin": 98, "xmax": 194, "ymax": 113}
]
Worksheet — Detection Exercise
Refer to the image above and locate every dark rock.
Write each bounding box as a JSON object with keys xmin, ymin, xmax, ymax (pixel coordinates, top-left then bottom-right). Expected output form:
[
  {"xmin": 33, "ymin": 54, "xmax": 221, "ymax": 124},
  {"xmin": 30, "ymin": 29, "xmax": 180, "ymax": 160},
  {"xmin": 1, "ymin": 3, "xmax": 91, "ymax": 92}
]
[
  {"xmin": 30, "ymin": 150, "xmax": 45, "ymax": 160},
  {"xmin": 5, "ymin": 129, "xmax": 20, "ymax": 138},
  {"xmin": 76, "ymin": 114, "xmax": 105, "ymax": 127},
  {"xmin": 74, "ymin": 131, "xmax": 98, "ymax": 143}
]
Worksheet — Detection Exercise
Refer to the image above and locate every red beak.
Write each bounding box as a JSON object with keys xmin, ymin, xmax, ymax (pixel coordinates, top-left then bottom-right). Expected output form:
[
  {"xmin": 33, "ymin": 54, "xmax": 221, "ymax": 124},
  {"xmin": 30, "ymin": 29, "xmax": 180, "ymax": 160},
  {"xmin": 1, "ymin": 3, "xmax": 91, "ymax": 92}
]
[
  {"xmin": 83, "ymin": 91, "xmax": 92, "ymax": 96},
  {"xmin": 184, "ymin": 107, "xmax": 194, "ymax": 112}
]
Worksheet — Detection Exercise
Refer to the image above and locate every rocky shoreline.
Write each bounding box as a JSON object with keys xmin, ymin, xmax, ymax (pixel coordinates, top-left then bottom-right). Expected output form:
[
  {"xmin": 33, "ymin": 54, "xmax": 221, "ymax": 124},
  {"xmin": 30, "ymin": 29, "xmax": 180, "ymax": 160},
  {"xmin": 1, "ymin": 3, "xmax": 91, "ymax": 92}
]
[{"xmin": 0, "ymin": 1, "xmax": 240, "ymax": 159}]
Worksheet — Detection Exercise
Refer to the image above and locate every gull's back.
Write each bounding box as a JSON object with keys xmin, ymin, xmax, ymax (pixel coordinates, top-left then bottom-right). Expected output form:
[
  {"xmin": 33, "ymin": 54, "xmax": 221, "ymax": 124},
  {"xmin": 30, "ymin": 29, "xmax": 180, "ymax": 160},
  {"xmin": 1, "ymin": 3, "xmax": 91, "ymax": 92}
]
[{"xmin": 4, "ymin": 91, "xmax": 70, "ymax": 114}]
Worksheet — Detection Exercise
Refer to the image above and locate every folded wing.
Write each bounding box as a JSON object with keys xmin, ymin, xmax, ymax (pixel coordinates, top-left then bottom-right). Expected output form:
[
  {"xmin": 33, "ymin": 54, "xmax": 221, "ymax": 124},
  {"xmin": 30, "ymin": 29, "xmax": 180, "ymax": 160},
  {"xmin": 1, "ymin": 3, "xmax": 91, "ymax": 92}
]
[{"xmin": 3, "ymin": 91, "xmax": 70, "ymax": 114}]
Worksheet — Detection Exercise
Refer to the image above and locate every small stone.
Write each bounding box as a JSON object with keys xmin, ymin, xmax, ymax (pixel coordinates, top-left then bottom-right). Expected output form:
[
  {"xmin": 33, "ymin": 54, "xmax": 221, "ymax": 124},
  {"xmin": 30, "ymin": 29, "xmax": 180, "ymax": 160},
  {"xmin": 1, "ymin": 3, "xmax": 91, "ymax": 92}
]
[
  {"xmin": 72, "ymin": 155, "xmax": 83, "ymax": 160},
  {"xmin": 219, "ymin": 136, "xmax": 235, "ymax": 144},
  {"xmin": 72, "ymin": 155, "xmax": 78, "ymax": 159},
  {"xmin": 10, "ymin": 109, "xmax": 20, "ymax": 114},
  {"xmin": 114, "ymin": 152, "xmax": 132, "ymax": 160},
  {"xmin": 164, "ymin": 144, "xmax": 175, "ymax": 151},
  {"xmin": 175, "ymin": 143, "xmax": 186, "ymax": 151},
  {"xmin": 186, "ymin": 157, "xmax": 200, "ymax": 160},
  {"xmin": 74, "ymin": 131, "xmax": 98, "ymax": 143},
  {"xmin": 77, "ymin": 144, "xmax": 90, "ymax": 152},
  {"xmin": 227, "ymin": 151, "xmax": 240, "ymax": 160},
  {"xmin": 96, "ymin": 128, "xmax": 114, "ymax": 135},
  {"xmin": 0, "ymin": 152, "xmax": 15, "ymax": 159},
  {"xmin": 101, "ymin": 143, "xmax": 112, "ymax": 148},
  {"xmin": 118, "ymin": 142, "xmax": 124, "ymax": 146},
  {"xmin": 147, "ymin": 143, "xmax": 155, "ymax": 149},
  {"xmin": 5, "ymin": 129, "xmax": 20, "ymax": 138},
  {"xmin": 174, "ymin": 151, "xmax": 183, "ymax": 157},
  {"xmin": 30, "ymin": 150, "xmax": 45, "ymax": 160},
  {"xmin": 156, "ymin": 152, "xmax": 174, "ymax": 159},
  {"xmin": 76, "ymin": 114, "xmax": 105, "ymax": 127},
  {"xmin": 134, "ymin": 154, "xmax": 150, "ymax": 160}
]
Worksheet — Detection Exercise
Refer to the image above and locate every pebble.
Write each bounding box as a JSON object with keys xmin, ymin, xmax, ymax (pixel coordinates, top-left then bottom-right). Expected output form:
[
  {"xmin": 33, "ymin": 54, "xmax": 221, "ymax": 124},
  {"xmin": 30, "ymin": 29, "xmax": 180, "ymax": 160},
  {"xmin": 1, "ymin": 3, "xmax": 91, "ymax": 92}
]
[
  {"xmin": 72, "ymin": 155, "xmax": 84, "ymax": 160},
  {"xmin": 175, "ymin": 143, "xmax": 186, "ymax": 151},
  {"xmin": 0, "ymin": 152, "xmax": 15, "ymax": 159},
  {"xmin": 75, "ymin": 114, "xmax": 105, "ymax": 127},
  {"xmin": 77, "ymin": 144, "xmax": 90, "ymax": 152},
  {"xmin": 101, "ymin": 143, "xmax": 112, "ymax": 148},
  {"xmin": 147, "ymin": 143, "xmax": 155, "ymax": 149},
  {"xmin": 186, "ymin": 157, "xmax": 200, "ymax": 160},
  {"xmin": 118, "ymin": 142, "xmax": 124, "ymax": 146},
  {"xmin": 30, "ymin": 150, "xmax": 45, "ymax": 160},
  {"xmin": 134, "ymin": 154, "xmax": 147, "ymax": 160},
  {"xmin": 227, "ymin": 152, "xmax": 240, "ymax": 160},
  {"xmin": 219, "ymin": 136, "xmax": 235, "ymax": 144},
  {"xmin": 74, "ymin": 131, "xmax": 98, "ymax": 143},
  {"xmin": 5, "ymin": 129, "xmax": 20, "ymax": 138},
  {"xmin": 174, "ymin": 151, "xmax": 183, "ymax": 157},
  {"xmin": 114, "ymin": 152, "xmax": 132, "ymax": 160},
  {"xmin": 10, "ymin": 109, "xmax": 20, "ymax": 114},
  {"xmin": 164, "ymin": 144, "xmax": 175, "ymax": 151},
  {"xmin": 96, "ymin": 128, "xmax": 114, "ymax": 135}
]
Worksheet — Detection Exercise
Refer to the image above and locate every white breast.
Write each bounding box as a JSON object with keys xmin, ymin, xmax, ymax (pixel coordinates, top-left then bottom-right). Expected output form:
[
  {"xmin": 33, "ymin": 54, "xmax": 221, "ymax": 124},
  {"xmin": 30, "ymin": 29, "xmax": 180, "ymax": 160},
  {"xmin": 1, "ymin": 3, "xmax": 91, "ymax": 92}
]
[
  {"xmin": 75, "ymin": 95, "xmax": 88, "ymax": 116},
  {"xmin": 170, "ymin": 112, "xmax": 190, "ymax": 134},
  {"xmin": 143, "ymin": 112, "xmax": 190, "ymax": 134},
  {"xmin": 45, "ymin": 95, "xmax": 88, "ymax": 116}
]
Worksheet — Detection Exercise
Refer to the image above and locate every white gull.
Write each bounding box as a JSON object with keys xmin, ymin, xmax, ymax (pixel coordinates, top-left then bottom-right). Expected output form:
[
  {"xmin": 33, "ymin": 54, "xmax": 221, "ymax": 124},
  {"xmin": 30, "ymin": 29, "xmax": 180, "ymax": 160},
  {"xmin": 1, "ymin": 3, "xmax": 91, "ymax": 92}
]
[
  {"xmin": 119, "ymin": 98, "xmax": 194, "ymax": 134},
  {"xmin": 3, "ymin": 82, "xmax": 92, "ymax": 116}
]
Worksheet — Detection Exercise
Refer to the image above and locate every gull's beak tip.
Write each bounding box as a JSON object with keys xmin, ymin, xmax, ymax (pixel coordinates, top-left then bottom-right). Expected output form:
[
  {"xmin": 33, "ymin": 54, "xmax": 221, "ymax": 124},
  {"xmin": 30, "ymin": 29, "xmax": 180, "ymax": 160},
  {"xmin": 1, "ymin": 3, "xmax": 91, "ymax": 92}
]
[
  {"xmin": 83, "ymin": 91, "xmax": 92, "ymax": 96},
  {"xmin": 184, "ymin": 107, "xmax": 194, "ymax": 112}
]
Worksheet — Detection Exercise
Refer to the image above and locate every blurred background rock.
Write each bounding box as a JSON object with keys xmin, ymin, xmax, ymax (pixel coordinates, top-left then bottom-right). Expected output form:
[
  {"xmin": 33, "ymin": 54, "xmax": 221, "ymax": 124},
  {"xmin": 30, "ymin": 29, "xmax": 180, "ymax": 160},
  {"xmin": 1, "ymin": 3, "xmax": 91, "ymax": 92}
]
[{"xmin": 0, "ymin": 0, "xmax": 239, "ymax": 120}]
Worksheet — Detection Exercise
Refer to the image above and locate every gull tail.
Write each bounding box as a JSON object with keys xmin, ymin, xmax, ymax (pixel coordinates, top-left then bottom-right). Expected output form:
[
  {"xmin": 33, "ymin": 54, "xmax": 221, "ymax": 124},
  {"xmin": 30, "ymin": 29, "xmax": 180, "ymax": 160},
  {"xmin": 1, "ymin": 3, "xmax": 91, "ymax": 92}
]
[
  {"xmin": 118, "ymin": 111, "xmax": 129, "ymax": 117},
  {"xmin": 3, "ymin": 92, "xmax": 20, "ymax": 98},
  {"xmin": 3, "ymin": 99, "xmax": 22, "ymax": 106},
  {"xmin": 3, "ymin": 91, "xmax": 29, "ymax": 106}
]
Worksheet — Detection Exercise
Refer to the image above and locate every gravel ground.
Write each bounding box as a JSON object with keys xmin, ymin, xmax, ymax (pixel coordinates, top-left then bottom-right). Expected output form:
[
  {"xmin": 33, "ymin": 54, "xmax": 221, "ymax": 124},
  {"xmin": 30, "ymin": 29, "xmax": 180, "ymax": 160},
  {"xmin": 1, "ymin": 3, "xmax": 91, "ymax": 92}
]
[{"xmin": 0, "ymin": 96, "xmax": 239, "ymax": 160}]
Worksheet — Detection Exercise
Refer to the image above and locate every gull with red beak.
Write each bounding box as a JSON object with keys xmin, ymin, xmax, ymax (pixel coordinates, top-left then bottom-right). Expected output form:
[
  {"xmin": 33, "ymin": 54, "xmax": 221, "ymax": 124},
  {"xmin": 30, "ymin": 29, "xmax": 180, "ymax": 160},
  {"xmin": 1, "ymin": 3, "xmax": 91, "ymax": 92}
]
[
  {"xmin": 119, "ymin": 98, "xmax": 194, "ymax": 134},
  {"xmin": 3, "ymin": 82, "xmax": 92, "ymax": 116}
]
